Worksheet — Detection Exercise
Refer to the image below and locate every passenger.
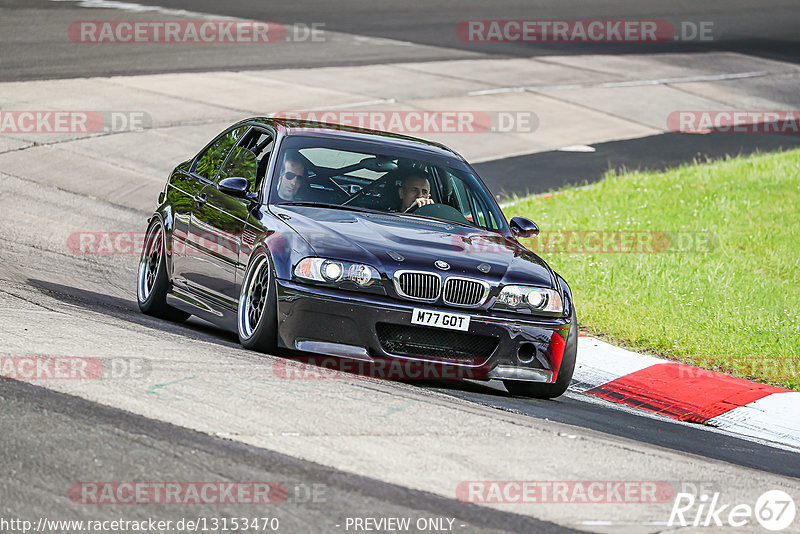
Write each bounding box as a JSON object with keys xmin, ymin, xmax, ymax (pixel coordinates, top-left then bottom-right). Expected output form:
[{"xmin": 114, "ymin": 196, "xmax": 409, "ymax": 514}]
[{"xmin": 276, "ymin": 151, "xmax": 308, "ymax": 201}]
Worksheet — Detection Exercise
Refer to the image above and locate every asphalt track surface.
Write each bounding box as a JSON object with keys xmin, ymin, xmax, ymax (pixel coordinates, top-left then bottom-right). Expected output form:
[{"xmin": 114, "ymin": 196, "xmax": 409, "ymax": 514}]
[
  {"xmin": 13, "ymin": 276, "xmax": 800, "ymax": 480},
  {"xmin": 475, "ymin": 131, "xmax": 800, "ymax": 198},
  {"xmin": 0, "ymin": 378, "xmax": 572, "ymax": 534},
  {"xmin": 1, "ymin": 1, "xmax": 799, "ymax": 533},
  {"xmin": 3, "ymin": 0, "xmax": 799, "ymax": 81},
  {"xmin": 128, "ymin": 0, "xmax": 800, "ymax": 65},
  {"xmin": 4, "ymin": 0, "xmax": 800, "ymax": 201}
]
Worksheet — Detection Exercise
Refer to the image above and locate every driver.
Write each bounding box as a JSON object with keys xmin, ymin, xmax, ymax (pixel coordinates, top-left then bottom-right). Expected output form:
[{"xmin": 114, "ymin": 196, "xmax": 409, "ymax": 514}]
[
  {"xmin": 276, "ymin": 151, "xmax": 309, "ymax": 201},
  {"xmin": 398, "ymin": 172, "xmax": 435, "ymax": 212}
]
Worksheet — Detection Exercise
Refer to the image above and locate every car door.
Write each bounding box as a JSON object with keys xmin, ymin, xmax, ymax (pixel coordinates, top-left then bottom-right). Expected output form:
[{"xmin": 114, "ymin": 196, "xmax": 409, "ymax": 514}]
[
  {"xmin": 185, "ymin": 127, "xmax": 275, "ymax": 307},
  {"xmin": 174, "ymin": 125, "xmax": 248, "ymax": 292}
]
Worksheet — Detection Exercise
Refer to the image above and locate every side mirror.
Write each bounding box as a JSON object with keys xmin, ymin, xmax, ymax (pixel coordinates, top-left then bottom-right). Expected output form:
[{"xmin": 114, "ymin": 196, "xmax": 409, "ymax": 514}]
[
  {"xmin": 509, "ymin": 216, "xmax": 540, "ymax": 238},
  {"xmin": 218, "ymin": 177, "xmax": 257, "ymax": 200}
]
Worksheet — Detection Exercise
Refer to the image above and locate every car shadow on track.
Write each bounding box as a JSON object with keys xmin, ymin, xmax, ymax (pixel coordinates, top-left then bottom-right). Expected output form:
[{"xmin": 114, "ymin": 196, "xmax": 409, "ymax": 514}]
[
  {"xmin": 26, "ymin": 278, "xmax": 241, "ymax": 348},
  {"xmin": 405, "ymin": 377, "xmax": 513, "ymax": 397},
  {"xmin": 22, "ymin": 281, "xmax": 800, "ymax": 477},
  {"xmin": 26, "ymin": 278, "xmax": 560, "ymax": 402}
]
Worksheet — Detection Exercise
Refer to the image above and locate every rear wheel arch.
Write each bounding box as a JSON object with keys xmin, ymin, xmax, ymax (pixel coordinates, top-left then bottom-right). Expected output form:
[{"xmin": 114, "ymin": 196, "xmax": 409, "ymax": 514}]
[
  {"xmin": 148, "ymin": 207, "xmax": 178, "ymax": 273},
  {"xmin": 136, "ymin": 217, "xmax": 190, "ymax": 322}
]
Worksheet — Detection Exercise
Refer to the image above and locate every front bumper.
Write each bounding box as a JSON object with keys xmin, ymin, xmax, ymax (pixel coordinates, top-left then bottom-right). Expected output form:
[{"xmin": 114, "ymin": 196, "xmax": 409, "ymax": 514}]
[{"xmin": 276, "ymin": 279, "xmax": 571, "ymax": 382}]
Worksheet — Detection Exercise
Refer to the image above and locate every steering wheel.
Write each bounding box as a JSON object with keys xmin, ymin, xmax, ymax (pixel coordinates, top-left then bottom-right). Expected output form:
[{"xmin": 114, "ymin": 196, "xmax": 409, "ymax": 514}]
[
  {"xmin": 406, "ymin": 202, "xmax": 472, "ymax": 226},
  {"xmin": 404, "ymin": 200, "xmax": 423, "ymax": 213}
]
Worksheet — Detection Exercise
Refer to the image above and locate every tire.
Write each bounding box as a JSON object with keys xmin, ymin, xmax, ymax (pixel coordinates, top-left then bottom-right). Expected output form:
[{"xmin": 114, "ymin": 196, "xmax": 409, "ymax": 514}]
[
  {"xmin": 503, "ymin": 308, "xmax": 578, "ymax": 399},
  {"xmin": 237, "ymin": 249, "xmax": 278, "ymax": 352},
  {"xmin": 137, "ymin": 219, "xmax": 191, "ymax": 322}
]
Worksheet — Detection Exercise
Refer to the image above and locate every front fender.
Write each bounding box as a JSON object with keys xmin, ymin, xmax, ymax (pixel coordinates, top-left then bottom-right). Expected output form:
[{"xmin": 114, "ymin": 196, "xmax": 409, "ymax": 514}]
[
  {"xmin": 240, "ymin": 212, "xmax": 315, "ymax": 284},
  {"xmin": 555, "ymin": 272, "xmax": 575, "ymax": 321}
]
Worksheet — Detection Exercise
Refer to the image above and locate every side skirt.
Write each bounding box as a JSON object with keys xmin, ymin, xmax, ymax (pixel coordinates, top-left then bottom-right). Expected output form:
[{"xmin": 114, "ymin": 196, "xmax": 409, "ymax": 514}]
[{"xmin": 167, "ymin": 285, "xmax": 237, "ymax": 332}]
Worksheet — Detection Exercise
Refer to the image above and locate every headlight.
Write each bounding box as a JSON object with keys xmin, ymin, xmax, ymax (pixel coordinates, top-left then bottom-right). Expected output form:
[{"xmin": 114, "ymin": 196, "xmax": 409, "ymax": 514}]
[
  {"xmin": 493, "ymin": 286, "xmax": 563, "ymax": 314},
  {"xmin": 294, "ymin": 257, "xmax": 381, "ymax": 289},
  {"xmin": 321, "ymin": 260, "xmax": 343, "ymax": 282}
]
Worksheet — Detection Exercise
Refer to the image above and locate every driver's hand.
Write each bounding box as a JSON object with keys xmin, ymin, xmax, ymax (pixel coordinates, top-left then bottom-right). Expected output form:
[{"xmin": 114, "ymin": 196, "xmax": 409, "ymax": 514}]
[{"xmin": 405, "ymin": 196, "xmax": 434, "ymax": 212}]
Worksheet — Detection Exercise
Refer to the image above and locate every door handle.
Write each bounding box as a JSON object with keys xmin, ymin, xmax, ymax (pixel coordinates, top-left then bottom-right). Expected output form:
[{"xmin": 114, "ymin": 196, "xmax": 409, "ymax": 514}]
[{"xmin": 196, "ymin": 193, "xmax": 207, "ymax": 205}]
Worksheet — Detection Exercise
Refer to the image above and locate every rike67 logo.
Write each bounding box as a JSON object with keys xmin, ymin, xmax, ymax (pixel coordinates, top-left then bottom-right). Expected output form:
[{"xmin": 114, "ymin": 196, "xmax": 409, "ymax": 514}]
[{"xmin": 669, "ymin": 490, "xmax": 796, "ymax": 531}]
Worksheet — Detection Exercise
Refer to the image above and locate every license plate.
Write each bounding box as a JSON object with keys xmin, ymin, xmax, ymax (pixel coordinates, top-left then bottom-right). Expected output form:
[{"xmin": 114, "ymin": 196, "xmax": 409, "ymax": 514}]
[{"xmin": 411, "ymin": 308, "xmax": 471, "ymax": 332}]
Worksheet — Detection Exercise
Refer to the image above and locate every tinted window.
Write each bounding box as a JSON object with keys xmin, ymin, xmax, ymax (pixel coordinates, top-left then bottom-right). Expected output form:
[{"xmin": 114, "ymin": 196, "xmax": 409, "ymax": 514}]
[
  {"xmin": 447, "ymin": 172, "xmax": 499, "ymax": 229},
  {"xmin": 218, "ymin": 146, "xmax": 258, "ymax": 187},
  {"xmin": 269, "ymin": 136, "xmax": 505, "ymax": 232},
  {"xmin": 194, "ymin": 126, "xmax": 248, "ymax": 181},
  {"xmin": 242, "ymin": 130, "xmax": 274, "ymax": 191}
]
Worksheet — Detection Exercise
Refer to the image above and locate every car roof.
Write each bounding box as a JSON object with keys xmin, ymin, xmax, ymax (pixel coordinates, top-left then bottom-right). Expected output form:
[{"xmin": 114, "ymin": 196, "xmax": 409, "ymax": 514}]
[{"xmin": 239, "ymin": 117, "xmax": 465, "ymax": 161}]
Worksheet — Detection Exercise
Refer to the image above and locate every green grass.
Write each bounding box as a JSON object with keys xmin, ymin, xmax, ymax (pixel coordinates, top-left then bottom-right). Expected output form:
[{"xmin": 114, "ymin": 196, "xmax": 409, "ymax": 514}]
[{"xmin": 505, "ymin": 149, "xmax": 800, "ymax": 390}]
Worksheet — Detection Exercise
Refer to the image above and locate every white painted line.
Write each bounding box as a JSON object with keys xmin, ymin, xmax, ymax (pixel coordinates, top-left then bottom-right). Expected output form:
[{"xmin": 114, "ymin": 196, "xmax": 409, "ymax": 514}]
[
  {"xmin": 467, "ymin": 87, "xmax": 527, "ymax": 96},
  {"xmin": 349, "ymin": 35, "xmax": 415, "ymax": 47},
  {"xmin": 557, "ymin": 144, "xmax": 596, "ymax": 152},
  {"xmin": 498, "ymin": 189, "xmax": 564, "ymax": 209},
  {"xmin": 49, "ymin": 0, "xmax": 231, "ymax": 18}
]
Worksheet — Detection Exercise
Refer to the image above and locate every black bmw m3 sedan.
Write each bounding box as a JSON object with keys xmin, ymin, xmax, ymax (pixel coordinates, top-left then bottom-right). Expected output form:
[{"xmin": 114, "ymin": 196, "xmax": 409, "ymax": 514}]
[{"xmin": 137, "ymin": 118, "xmax": 577, "ymax": 398}]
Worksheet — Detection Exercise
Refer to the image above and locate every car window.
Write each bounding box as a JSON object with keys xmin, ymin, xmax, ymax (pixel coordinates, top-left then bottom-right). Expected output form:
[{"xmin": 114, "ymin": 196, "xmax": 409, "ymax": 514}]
[
  {"xmin": 193, "ymin": 126, "xmax": 248, "ymax": 181},
  {"xmin": 247, "ymin": 130, "xmax": 274, "ymax": 161},
  {"xmin": 437, "ymin": 170, "xmax": 500, "ymax": 230},
  {"xmin": 301, "ymin": 147, "xmax": 372, "ymax": 169},
  {"xmin": 269, "ymin": 136, "xmax": 506, "ymax": 232},
  {"xmin": 218, "ymin": 146, "xmax": 258, "ymax": 187},
  {"xmin": 218, "ymin": 129, "xmax": 273, "ymax": 192},
  {"xmin": 450, "ymin": 173, "xmax": 474, "ymax": 222}
]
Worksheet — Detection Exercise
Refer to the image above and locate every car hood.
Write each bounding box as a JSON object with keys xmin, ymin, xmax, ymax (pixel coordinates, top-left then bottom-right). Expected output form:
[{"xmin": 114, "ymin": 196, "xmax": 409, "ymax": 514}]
[{"xmin": 271, "ymin": 205, "xmax": 555, "ymax": 288}]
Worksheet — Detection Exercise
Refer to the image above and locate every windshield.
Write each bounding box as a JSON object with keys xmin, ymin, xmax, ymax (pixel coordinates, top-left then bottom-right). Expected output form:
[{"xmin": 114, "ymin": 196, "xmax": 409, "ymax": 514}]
[{"xmin": 269, "ymin": 135, "xmax": 506, "ymax": 231}]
